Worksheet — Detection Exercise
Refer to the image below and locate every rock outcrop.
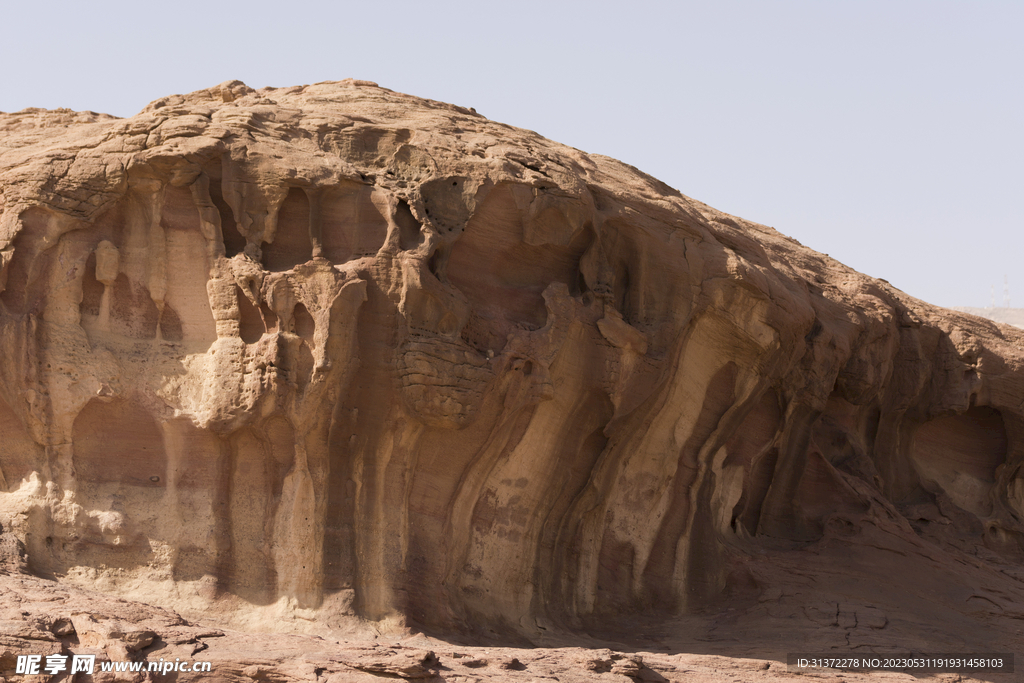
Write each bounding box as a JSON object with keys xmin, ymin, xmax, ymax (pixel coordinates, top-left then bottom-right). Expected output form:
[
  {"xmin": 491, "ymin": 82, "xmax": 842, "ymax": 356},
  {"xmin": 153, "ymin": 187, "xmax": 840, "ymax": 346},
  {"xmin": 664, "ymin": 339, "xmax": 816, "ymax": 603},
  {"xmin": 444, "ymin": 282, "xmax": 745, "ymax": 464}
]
[
  {"xmin": 1, "ymin": 80, "xmax": 1023, "ymax": 672},
  {"xmin": 955, "ymin": 306, "xmax": 1024, "ymax": 330}
]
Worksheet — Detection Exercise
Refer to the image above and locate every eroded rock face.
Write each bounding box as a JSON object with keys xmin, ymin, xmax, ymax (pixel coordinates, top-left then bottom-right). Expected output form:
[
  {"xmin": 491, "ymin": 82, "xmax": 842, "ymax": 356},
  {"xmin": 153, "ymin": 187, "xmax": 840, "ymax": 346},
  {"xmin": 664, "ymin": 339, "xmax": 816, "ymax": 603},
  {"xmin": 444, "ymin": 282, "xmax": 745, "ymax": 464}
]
[{"xmin": 1, "ymin": 81, "xmax": 1024, "ymax": 651}]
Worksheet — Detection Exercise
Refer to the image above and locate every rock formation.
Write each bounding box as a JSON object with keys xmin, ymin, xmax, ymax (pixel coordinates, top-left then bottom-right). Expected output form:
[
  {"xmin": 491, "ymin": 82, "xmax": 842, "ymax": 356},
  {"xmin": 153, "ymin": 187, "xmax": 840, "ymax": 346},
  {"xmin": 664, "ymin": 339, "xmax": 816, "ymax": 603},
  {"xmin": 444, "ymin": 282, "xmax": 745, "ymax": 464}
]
[
  {"xmin": 955, "ymin": 306, "xmax": 1024, "ymax": 330},
  {"xmin": 1, "ymin": 81, "xmax": 1023, "ymax": 678}
]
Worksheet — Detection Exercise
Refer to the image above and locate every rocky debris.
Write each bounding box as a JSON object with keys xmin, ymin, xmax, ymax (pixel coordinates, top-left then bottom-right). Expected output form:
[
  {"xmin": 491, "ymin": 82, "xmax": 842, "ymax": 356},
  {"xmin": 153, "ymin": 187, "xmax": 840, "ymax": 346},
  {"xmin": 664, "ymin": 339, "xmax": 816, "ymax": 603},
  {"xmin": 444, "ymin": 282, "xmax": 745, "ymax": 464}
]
[
  {"xmin": 0, "ymin": 80, "xmax": 1022, "ymax": 682},
  {"xmin": 336, "ymin": 649, "xmax": 441, "ymax": 679},
  {"xmin": 498, "ymin": 658, "xmax": 525, "ymax": 671},
  {"xmin": 0, "ymin": 572, "xmax": 1013, "ymax": 682}
]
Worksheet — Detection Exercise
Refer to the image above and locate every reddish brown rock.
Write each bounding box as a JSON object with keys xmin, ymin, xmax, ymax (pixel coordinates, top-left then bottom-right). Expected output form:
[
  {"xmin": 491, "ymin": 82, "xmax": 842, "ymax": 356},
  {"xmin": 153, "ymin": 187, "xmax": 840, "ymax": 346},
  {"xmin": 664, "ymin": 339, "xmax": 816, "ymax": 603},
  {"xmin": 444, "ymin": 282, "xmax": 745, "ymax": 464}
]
[{"xmin": 0, "ymin": 80, "xmax": 1022, "ymax": 682}]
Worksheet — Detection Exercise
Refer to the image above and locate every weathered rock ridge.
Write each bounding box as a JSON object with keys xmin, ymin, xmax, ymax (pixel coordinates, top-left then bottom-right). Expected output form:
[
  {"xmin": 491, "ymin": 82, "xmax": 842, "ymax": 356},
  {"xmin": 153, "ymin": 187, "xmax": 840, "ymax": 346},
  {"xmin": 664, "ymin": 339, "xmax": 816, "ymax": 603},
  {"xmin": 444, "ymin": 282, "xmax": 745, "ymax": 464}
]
[{"xmin": 1, "ymin": 80, "xmax": 1023, "ymax": 665}]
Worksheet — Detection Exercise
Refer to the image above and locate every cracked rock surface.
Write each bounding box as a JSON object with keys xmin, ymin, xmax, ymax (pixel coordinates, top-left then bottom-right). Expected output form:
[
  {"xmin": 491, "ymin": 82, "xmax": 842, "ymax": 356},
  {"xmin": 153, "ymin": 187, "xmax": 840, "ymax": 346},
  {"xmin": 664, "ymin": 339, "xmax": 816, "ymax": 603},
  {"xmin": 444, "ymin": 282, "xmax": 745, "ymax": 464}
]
[{"xmin": 0, "ymin": 80, "xmax": 1022, "ymax": 682}]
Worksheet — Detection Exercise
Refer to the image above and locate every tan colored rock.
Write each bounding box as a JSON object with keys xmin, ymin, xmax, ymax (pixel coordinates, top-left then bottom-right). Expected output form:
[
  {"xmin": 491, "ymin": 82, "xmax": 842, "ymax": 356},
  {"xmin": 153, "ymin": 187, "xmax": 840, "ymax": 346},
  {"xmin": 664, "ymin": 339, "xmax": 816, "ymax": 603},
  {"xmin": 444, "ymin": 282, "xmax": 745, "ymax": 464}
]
[
  {"xmin": 0, "ymin": 80, "xmax": 1023, "ymax": 682},
  {"xmin": 954, "ymin": 306, "xmax": 1024, "ymax": 330}
]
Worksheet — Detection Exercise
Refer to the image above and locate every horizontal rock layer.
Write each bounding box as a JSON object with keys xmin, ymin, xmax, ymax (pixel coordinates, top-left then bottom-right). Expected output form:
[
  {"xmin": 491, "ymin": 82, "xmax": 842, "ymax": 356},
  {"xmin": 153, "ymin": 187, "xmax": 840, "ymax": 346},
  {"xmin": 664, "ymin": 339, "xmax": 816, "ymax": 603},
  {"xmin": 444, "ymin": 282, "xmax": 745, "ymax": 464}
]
[{"xmin": 1, "ymin": 80, "xmax": 1023, "ymax": 659}]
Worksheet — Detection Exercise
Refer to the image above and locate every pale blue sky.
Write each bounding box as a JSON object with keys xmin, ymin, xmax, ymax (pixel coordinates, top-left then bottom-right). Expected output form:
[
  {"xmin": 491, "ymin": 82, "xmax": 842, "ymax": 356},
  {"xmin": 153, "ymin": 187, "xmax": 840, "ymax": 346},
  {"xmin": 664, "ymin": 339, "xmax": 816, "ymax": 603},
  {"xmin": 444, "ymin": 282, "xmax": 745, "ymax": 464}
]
[{"xmin": 2, "ymin": 1, "xmax": 1020, "ymax": 308}]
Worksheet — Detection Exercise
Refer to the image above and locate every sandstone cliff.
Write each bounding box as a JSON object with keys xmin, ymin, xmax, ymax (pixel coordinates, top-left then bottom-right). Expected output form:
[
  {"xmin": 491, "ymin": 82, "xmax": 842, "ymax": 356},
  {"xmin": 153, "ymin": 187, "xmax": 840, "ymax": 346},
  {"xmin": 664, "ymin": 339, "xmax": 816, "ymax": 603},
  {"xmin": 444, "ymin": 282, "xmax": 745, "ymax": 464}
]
[{"xmin": 1, "ymin": 81, "xmax": 1023, "ymax": 673}]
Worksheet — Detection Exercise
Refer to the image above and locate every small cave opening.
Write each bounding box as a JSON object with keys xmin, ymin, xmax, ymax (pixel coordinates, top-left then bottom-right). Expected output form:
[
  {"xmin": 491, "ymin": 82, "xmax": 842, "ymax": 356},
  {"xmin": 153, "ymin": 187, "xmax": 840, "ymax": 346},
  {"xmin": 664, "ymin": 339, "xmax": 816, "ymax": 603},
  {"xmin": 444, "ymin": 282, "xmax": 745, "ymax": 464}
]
[
  {"xmin": 320, "ymin": 183, "xmax": 390, "ymax": 264},
  {"xmin": 159, "ymin": 305, "xmax": 183, "ymax": 342},
  {"xmin": 565, "ymin": 225, "xmax": 595, "ymax": 298},
  {"xmin": 207, "ymin": 176, "xmax": 247, "ymax": 258},
  {"xmin": 804, "ymin": 319, "xmax": 824, "ymax": 343},
  {"xmin": 448, "ymin": 184, "xmax": 597, "ymax": 331},
  {"xmin": 222, "ymin": 217, "xmax": 247, "ymax": 258},
  {"xmin": 295, "ymin": 338, "xmax": 315, "ymax": 388},
  {"xmin": 80, "ymin": 251, "xmax": 104, "ymax": 319},
  {"xmin": 293, "ymin": 302, "xmax": 315, "ymax": 340},
  {"xmin": 396, "ymin": 199, "xmax": 424, "ymax": 251},
  {"xmin": 427, "ymin": 246, "xmax": 446, "ymax": 280},
  {"xmin": 0, "ymin": 219, "xmax": 52, "ymax": 315},
  {"xmin": 613, "ymin": 262, "xmax": 632, "ymax": 323},
  {"xmin": 236, "ymin": 286, "xmax": 265, "ymax": 344},
  {"xmin": 576, "ymin": 270, "xmax": 590, "ymax": 297},
  {"xmin": 260, "ymin": 302, "xmax": 279, "ymax": 333},
  {"xmin": 263, "ymin": 188, "xmax": 313, "ymax": 272}
]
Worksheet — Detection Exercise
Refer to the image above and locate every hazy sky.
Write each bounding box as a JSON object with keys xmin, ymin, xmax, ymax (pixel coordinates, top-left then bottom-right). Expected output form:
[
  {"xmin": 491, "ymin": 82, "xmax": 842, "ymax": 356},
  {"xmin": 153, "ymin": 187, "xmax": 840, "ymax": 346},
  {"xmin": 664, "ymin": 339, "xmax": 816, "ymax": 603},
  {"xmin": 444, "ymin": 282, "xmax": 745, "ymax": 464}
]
[{"xmin": 2, "ymin": 1, "xmax": 1020, "ymax": 309}]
